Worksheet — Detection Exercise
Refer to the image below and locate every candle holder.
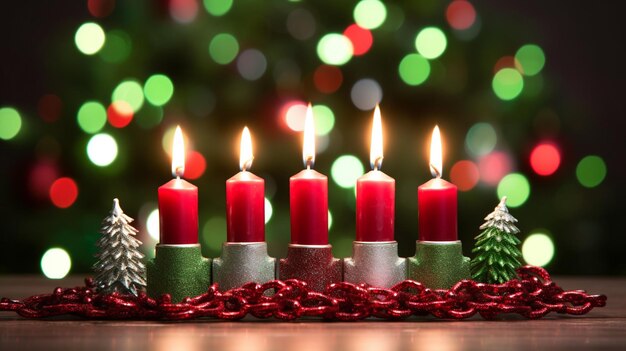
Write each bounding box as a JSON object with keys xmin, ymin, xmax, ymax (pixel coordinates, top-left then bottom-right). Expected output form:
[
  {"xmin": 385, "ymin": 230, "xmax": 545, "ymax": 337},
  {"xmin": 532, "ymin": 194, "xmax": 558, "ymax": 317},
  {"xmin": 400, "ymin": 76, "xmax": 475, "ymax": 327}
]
[
  {"xmin": 278, "ymin": 244, "xmax": 342, "ymax": 291},
  {"xmin": 344, "ymin": 241, "xmax": 406, "ymax": 288},
  {"xmin": 212, "ymin": 242, "xmax": 275, "ymax": 291},
  {"xmin": 146, "ymin": 244, "xmax": 211, "ymax": 302},
  {"xmin": 408, "ymin": 240, "xmax": 470, "ymax": 289}
]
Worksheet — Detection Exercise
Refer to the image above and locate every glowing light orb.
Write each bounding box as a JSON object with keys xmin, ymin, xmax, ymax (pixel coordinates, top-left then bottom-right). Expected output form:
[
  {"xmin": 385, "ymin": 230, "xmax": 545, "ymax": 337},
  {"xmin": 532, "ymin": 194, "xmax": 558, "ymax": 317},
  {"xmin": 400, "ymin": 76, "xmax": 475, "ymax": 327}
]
[
  {"xmin": 41, "ymin": 248, "xmax": 72, "ymax": 279},
  {"xmin": 576, "ymin": 155, "xmax": 607, "ymax": 188},
  {"xmin": 111, "ymin": 80, "xmax": 144, "ymax": 112},
  {"xmin": 343, "ymin": 24, "xmax": 373, "ymax": 56},
  {"xmin": 515, "ymin": 44, "xmax": 546, "ymax": 76},
  {"xmin": 415, "ymin": 27, "xmax": 447, "ymax": 59},
  {"xmin": 450, "ymin": 160, "xmax": 479, "ymax": 191},
  {"xmin": 313, "ymin": 105, "xmax": 335, "ymax": 135},
  {"xmin": 49, "ymin": 177, "xmax": 79, "ymax": 208},
  {"xmin": 0, "ymin": 107, "xmax": 22, "ymax": 140},
  {"xmin": 331, "ymin": 155, "xmax": 365, "ymax": 188},
  {"xmin": 76, "ymin": 101, "xmax": 106, "ymax": 134},
  {"xmin": 522, "ymin": 233, "xmax": 555, "ymax": 267},
  {"xmin": 209, "ymin": 33, "xmax": 239, "ymax": 65},
  {"xmin": 446, "ymin": 0, "xmax": 476, "ymax": 30},
  {"xmin": 530, "ymin": 143, "xmax": 561, "ymax": 176},
  {"xmin": 351, "ymin": 78, "xmax": 382, "ymax": 110},
  {"xmin": 465, "ymin": 122, "xmax": 497, "ymax": 157},
  {"xmin": 185, "ymin": 150, "xmax": 206, "ymax": 180},
  {"xmin": 317, "ymin": 33, "xmax": 353, "ymax": 66},
  {"xmin": 203, "ymin": 0, "xmax": 233, "ymax": 16},
  {"xmin": 398, "ymin": 53, "xmax": 430, "ymax": 86},
  {"xmin": 107, "ymin": 101, "xmax": 134, "ymax": 128},
  {"xmin": 479, "ymin": 151, "xmax": 513, "ymax": 186},
  {"xmin": 236, "ymin": 49, "xmax": 267, "ymax": 81},
  {"xmin": 313, "ymin": 65, "xmax": 343, "ymax": 93},
  {"xmin": 353, "ymin": 0, "xmax": 387, "ymax": 30},
  {"xmin": 144, "ymin": 74, "xmax": 174, "ymax": 106},
  {"xmin": 264, "ymin": 197, "xmax": 273, "ymax": 224},
  {"xmin": 497, "ymin": 173, "xmax": 530, "ymax": 208},
  {"xmin": 75, "ymin": 22, "xmax": 106, "ymax": 55},
  {"xmin": 146, "ymin": 209, "xmax": 160, "ymax": 241},
  {"xmin": 99, "ymin": 30, "xmax": 131, "ymax": 63},
  {"xmin": 328, "ymin": 210, "xmax": 333, "ymax": 230},
  {"xmin": 87, "ymin": 133, "xmax": 118, "ymax": 167},
  {"xmin": 492, "ymin": 68, "xmax": 524, "ymax": 101}
]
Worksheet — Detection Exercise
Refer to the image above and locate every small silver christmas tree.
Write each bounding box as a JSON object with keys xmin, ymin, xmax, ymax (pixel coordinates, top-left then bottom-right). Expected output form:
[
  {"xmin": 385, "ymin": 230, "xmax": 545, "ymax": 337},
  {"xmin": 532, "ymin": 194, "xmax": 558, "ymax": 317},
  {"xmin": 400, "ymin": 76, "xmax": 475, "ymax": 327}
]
[
  {"xmin": 93, "ymin": 198, "xmax": 146, "ymax": 296},
  {"xmin": 470, "ymin": 197, "xmax": 522, "ymax": 284}
]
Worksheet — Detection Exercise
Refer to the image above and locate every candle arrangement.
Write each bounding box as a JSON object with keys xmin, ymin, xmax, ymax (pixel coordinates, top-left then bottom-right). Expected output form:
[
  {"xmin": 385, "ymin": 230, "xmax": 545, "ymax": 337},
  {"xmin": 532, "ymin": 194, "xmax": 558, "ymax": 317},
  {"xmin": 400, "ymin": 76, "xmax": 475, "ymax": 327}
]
[{"xmin": 0, "ymin": 104, "xmax": 608, "ymax": 321}]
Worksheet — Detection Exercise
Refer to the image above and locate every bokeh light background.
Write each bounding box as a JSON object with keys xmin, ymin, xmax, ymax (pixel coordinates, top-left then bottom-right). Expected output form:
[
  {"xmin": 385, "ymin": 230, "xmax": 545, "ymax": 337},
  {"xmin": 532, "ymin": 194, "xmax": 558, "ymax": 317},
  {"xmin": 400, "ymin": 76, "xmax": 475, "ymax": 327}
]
[{"xmin": 1, "ymin": 0, "xmax": 624, "ymax": 278}]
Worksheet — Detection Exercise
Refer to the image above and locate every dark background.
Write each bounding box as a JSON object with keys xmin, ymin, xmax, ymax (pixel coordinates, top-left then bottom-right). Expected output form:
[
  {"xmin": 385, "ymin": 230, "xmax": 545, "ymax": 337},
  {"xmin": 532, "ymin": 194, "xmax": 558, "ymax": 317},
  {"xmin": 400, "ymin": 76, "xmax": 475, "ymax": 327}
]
[{"xmin": 1, "ymin": 0, "xmax": 624, "ymax": 276}]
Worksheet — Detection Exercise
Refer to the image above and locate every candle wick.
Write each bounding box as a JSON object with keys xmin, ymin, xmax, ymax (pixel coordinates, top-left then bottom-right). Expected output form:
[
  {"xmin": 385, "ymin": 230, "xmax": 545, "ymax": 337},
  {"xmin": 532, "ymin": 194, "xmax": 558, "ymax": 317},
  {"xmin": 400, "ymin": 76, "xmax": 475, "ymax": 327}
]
[
  {"xmin": 241, "ymin": 157, "xmax": 254, "ymax": 172},
  {"xmin": 372, "ymin": 156, "xmax": 383, "ymax": 171},
  {"xmin": 305, "ymin": 156, "xmax": 314, "ymax": 170},
  {"xmin": 430, "ymin": 163, "xmax": 441, "ymax": 178},
  {"xmin": 174, "ymin": 166, "xmax": 184, "ymax": 179}
]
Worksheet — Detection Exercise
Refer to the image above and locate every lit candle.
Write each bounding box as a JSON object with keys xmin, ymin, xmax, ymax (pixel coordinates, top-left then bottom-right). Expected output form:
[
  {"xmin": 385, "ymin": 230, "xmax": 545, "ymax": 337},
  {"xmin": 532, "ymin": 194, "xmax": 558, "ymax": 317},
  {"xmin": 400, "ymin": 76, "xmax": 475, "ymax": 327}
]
[
  {"xmin": 418, "ymin": 126, "xmax": 457, "ymax": 241},
  {"xmin": 289, "ymin": 104, "xmax": 328, "ymax": 245},
  {"xmin": 226, "ymin": 127, "xmax": 265, "ymax": 242},
  {"xmin": 356, "ymin": 105, "xmax": 395, "ymax": 242},
  {"xmin": 158, "ymin": 126, "xmax": 199, "ymax": 245}
]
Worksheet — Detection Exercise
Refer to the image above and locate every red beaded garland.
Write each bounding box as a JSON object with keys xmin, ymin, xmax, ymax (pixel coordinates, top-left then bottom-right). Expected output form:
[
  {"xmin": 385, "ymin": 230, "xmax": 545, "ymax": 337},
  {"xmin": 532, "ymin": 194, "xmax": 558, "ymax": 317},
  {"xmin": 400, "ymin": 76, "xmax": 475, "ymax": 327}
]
[{"xmin": 0, "ymin": 266, "xmax": 606, "ymax": 321}]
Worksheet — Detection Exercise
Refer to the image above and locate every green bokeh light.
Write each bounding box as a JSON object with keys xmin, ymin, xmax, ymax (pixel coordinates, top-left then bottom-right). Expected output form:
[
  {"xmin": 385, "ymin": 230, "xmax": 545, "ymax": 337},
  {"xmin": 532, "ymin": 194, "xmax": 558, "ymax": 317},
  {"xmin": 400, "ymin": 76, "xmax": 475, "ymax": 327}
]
[
  {"xmin": 99, "ymin": 30, "xmax": 132, "ymax": 63},
  {"xmin": 0, "ymin": 107, "xmax": 22, "ymax": 140},
  {"xmin": 515, "ymin": 44, "xmax": 545, "ymax": 76},
  {"xmin": 209, "ymin": 33, "xmax": 239, "ymax": 65},
  {"xmin": 144, "ymin": 74, "xmax": 174, "ymax": 106},
  {"xmin": 522, "ymin": 232, "xmax": 555, "ymax": 267},
  {"xmin": 415, "ymin": 27, "xmax": 447, "ymax": 59},
  {"xmin": 492, "ymin": 68, "xmax": 524, "ymax": 101},
  {"xmin": 317, "ymin": 33, "xmax": 353, "ymax": 66},
  {"xmin": 497, "ymin": 173, "xmax": 530, "ymax": 207},
  {"xmin": 331, "ymin": 155, "xmax": 364, "ymax": 189},
  {"xmin": 576, "ymin": 155, "xmax": 607, "ymax": 188},
  {"xmin": 313, "ymin": 104, "xmax": 335, "ymax": 135},
  {"xmin": 465, "ymin": 122, "xmax": 497, "ymax": 157},
  {"xmin": 398, "ymin": 53, "xmax": 430, "ymax": 86},
  {"xmin": 202, "ymin": 216, "xmax": 226, "ymax": 253},
  {"xmin": 353, "ymin": 0, "xmax": 387, "ymax": 30},
  {"xmin": 203, "ymin": 0, "xmax": 233, "ymax": 16},
  {"xmin": 135, "ymin": 105, "xmax": 164, "ymax": 129},
  {"xmin": 75, "ymin": 22, "xmax": 106, "ymax": 55},
  {"xmin": 77, "ymin": 101, "xmax": 107, "ymax": 134},
  {"xmin": 111, "ymin": 80, "xmax": 144, "ymax": 112}
]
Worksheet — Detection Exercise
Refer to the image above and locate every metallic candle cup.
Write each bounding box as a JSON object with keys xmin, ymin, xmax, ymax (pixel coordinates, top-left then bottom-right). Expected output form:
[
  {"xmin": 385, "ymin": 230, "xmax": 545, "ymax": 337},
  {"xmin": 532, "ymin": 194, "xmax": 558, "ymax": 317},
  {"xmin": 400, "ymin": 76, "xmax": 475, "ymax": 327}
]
[
  {"xmin": 408, "ymin": 240, "xmax": 470, "ymax": 289},
  {"xmin": 278, "ymin": 244, "xmax": 342, "ymax": 292},
  {"xmin": 212, "ymin": 242, "xmax": 275, "ymax": 291},
  {"xmin": 344, "ymin": 241, "xmax": 407, "ymax": 288},
  {"xmin": 146, "ymin": 244, "xmax": 211, "ymax": 302}
]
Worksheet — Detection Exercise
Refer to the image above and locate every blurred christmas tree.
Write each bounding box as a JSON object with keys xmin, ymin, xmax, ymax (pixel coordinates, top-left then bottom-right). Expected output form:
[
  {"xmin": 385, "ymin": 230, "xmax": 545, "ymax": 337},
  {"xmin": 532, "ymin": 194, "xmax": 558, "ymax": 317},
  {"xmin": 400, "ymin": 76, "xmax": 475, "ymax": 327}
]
[{"xmin": 0, "ymin": 0, "xmax": 614, "ymax": 276}]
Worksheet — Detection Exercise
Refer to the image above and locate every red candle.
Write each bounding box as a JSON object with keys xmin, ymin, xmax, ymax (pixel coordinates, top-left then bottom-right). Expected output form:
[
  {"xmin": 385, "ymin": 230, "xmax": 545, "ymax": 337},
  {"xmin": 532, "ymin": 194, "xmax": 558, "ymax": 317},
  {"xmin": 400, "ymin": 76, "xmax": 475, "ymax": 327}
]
[
  {"xmin": 226, "ymin": 127, "xmax": 265, "ymax": 242},
  {"xmin": 158, "ymin": 126, "xmax": 199, "ymax": 245},
  {"xmin": 356, "ymin": 105, "xmax": 395, "ymax": 242},
  {"xmin": 418, "ymin": 126, "xmax": 458, "ymax": 242},
  {"xmin": 290, "ymin": 104, "xmax": 328, "ymax": 245}
]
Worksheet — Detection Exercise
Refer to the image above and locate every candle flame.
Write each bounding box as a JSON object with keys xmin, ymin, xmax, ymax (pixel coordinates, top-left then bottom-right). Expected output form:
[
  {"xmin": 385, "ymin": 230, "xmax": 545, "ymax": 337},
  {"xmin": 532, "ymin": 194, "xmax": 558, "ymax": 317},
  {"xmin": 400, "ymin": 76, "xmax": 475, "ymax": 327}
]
[
  {"xmin": 239, "ymin": 126, "xmax": 254, "ymax": 171},
  {"xmin": 171, "ymin": 125, "xmax": 185, "ymax": 178},
  {"xmin": 429, "ymin": 125, "xmax": 443, "ymax": 178},
  {"xmin": 302, "ymin": 103, "xmax": 316, "ymax": 169},
  {"xmin": 370, "ymin": 105, "xmax": 384, "ymax": 170}
]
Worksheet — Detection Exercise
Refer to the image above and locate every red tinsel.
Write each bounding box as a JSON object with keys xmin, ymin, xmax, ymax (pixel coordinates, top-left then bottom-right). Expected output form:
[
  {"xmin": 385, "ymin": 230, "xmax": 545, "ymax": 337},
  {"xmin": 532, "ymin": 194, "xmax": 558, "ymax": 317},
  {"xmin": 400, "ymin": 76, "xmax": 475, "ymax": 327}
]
[{"xmin": 0, "ymin": 266, "xmax": 606, "ymax": 321}]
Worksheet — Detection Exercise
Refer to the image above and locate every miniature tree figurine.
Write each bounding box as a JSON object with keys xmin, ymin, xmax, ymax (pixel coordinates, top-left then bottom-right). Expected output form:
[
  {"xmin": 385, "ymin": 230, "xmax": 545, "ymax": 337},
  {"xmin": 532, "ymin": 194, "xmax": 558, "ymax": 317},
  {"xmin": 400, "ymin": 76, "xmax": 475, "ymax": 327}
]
[
  {"xmin": 93, "ymin": 198, "xmax": 146, "ymax": 296},
  {"xmin": 470, "ymin": 197, "xmax": 522, "ymax": 284}
]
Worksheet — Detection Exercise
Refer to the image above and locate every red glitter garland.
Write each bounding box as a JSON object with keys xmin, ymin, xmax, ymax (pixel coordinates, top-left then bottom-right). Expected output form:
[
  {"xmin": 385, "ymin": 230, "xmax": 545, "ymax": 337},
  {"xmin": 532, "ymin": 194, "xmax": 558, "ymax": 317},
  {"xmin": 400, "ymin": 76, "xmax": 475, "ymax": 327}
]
[{"xmin": 0, "ymin": 266, "xmax": 606, "ymax": 321}]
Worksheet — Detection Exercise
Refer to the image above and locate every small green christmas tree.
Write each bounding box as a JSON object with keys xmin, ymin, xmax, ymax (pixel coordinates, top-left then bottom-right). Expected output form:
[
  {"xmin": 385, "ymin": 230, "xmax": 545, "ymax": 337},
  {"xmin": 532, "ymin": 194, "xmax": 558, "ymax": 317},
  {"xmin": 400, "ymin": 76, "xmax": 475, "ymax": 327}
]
[{"xmin": 471, "ymin": 197, "xmax": 522, "ymax": 284}]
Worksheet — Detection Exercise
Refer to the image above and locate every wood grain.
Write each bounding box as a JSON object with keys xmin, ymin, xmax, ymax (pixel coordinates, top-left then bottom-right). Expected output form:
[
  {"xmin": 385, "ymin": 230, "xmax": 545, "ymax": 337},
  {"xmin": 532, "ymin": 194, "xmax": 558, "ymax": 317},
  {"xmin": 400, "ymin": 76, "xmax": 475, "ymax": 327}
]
[{"xmin": 1, "ymin": 276, "xmax": 624, "ymax": 351}]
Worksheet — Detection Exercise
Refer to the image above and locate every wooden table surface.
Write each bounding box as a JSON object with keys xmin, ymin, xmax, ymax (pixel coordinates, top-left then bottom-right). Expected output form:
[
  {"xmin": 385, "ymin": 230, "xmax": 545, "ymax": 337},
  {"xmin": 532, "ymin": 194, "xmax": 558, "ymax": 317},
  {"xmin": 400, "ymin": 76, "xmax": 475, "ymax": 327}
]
[{"xmin": 0, "ymin": 275, "xmax": 624, "ymax": 351}]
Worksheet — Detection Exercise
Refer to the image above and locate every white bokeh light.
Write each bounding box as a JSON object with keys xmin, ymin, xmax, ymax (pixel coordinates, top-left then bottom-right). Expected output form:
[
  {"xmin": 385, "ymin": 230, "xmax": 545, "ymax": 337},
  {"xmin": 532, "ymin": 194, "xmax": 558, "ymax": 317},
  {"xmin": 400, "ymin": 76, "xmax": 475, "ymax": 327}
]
[
  {"xmin": 146, "ymin": 208, "xmax": 160, "ymax": 241},
  {"xmin": 41, "ymin": 248, "xmax": 72, "ymax": 279},
  {"xmin": 87, "ymin": 133, "xmax": 118, "ymax": 167},
  {"xmin": 522, "ymin": 233, "xmax": 555, "ymax": 267}
]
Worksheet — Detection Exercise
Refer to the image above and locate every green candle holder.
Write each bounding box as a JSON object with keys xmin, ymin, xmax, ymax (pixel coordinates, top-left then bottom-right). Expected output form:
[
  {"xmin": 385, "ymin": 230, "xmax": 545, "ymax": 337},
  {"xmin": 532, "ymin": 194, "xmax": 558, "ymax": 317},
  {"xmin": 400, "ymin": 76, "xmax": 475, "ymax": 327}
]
[
  {"xmin": 408, "ymin": 240, "xmax": 470, "ymax": 289},
  {"xmin": 146, "ymin": 244, "xmax": 211, "ymax": 302}
]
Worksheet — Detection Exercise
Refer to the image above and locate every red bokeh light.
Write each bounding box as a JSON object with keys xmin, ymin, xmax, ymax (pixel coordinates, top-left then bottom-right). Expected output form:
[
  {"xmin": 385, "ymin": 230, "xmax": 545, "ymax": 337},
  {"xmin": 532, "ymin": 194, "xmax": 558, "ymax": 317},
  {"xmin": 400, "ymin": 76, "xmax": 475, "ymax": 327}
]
[
  {"xmin": 29, "ymin": 160, "xmax": 59, "ymax": 200},
  {"xmin": 169, "ymin": 0, "xmax": 198, "ymax": 23},
  {"xmin": 494, "ymin": 56, "xmax": 522, "ymax": 75},
  {"xmin": 37, "ymin": 94, "xmax": 62, "ymax": 123},
  {"xmin": 478, "ymin": 151, "xmax": 513, "ymax": 186},
  {"xmin": 450, "ymin": 160, "xmax": 480, "ymax": 191},
  {"xmin": 446, "ymin": 0, "xmax": 477, "ymax": 30},
  {"xmin": 107, "ymin": 101, "xmax": 134, "ymax": 128},
  {"xmin": 88, "ymin": 0, "xmax": 116, "ymax": 18},
  {"xmin": 313, "ymin": 65, "xmax": 343, "ymax": 94},
  {"xmin": 49, "ymin": 177, "xmax": 79, "ymax": 208},
  {"xmin": 530, "ymin": 143, "xmax": 561, "ymax": 176},
  {"xmin": 343, "ymin": 24, "xmax": 373, "ymax": 56},
  {"xmin": 185, "ymin": 151, "xmax": 206, "ymax": 180}
]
